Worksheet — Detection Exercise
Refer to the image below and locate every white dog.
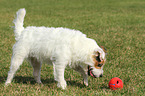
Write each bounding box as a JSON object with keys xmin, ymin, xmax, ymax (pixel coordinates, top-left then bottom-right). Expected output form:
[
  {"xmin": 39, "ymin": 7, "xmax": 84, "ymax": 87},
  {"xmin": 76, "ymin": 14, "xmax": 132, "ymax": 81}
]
[{"xmin": 5, "ymin": 8, "xmax": 107, "ymax": 89}]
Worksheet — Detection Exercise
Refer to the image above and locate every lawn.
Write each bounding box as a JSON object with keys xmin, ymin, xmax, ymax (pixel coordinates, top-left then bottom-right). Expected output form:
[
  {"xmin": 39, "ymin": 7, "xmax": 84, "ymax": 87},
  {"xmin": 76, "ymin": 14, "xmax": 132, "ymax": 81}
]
[{"xmin": 0, "ymin": 0, "xmax": 144, "ymax": 95}]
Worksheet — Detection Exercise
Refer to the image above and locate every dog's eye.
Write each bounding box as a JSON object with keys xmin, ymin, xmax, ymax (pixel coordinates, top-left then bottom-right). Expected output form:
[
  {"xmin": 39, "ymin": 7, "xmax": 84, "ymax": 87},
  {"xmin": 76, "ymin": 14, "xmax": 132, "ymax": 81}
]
[
  {"xmin": 97, "ymin": 64, "xmax": 103, "ymax": 67},
  {"xmin": 94, "ymin": 63, "xmax": 103, "ymax": 68}
]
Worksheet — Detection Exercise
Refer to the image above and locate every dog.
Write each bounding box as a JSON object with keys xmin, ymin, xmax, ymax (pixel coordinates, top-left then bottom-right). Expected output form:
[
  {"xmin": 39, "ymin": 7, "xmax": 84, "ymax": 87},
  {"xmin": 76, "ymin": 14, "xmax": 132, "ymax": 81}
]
[{"xmin": 5, "ymin": 8, "xmax": 107, "ymax": 89}]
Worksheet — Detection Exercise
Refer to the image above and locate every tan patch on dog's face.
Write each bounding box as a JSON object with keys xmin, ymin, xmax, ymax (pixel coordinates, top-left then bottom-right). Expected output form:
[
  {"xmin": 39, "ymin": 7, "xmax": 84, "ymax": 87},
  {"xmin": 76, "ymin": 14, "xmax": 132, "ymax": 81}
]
[{"xmin": 92, "ymin": 54, "xmax": 106, "ymax": 69}]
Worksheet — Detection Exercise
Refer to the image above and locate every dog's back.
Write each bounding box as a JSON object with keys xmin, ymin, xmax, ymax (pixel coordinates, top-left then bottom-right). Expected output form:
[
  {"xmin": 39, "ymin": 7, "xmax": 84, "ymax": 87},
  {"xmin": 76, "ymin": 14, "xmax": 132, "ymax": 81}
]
[{"xmin": 19, "ymin": 26, "xmax": 97, "ymax": 62}]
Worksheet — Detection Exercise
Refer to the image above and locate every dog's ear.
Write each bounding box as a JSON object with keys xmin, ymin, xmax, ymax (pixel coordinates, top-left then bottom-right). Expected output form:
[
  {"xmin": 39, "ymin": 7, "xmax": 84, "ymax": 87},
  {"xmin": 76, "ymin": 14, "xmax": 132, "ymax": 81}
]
[
  {"xmin": 94, "ymin": 51, "xmax": 99, "ymax": 56},
  {"xmin": 100, "ymin": 46, "xmax": 107, "ymax": 55},
  {"xmin": 94, "ymin": 49, "xmax": 102, "ymax": 61},
  {"xmin": 94, "ymin": 49, "xmax": 101, "ymax": 57},
  {"xmin": 94, "ymin": 47, "xmax": 106, "ymax": 61}
]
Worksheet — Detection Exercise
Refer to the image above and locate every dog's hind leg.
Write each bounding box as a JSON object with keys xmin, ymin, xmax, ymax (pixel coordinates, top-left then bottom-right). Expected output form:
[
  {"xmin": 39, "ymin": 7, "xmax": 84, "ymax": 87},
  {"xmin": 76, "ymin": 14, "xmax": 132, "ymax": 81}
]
[
  {"xmin": 29, "ymin": 57, "xmax": 42, "ymax": 84},
  {"xmin": 5, "ymin": 49, "xmax": 26, "ymax": 85}
]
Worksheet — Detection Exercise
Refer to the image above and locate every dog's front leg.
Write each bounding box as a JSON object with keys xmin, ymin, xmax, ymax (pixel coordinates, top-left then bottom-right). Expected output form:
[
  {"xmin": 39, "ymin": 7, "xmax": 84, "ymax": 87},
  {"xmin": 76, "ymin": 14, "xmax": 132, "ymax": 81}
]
[
  {"xmin": 83, "ymin": 73, "xmax": 88, "ymax": 86},
  {"xmin": 53, "ymin": 62, "xmax": 67, "ymax": 89},
  {"xmin": 73, "ymin": 66, "xmax": 88, "ymax": 86},
  {"xmin": 79, "ymin": 69, "xmax": 88, "ymax": 86}
]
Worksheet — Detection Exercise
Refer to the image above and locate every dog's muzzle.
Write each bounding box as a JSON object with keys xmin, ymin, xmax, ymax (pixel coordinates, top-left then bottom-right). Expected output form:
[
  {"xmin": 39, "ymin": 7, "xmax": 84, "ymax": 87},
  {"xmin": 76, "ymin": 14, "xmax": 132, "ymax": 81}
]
[{"xmin": 88, "ymin": 66, "xmax": 96, "ymax": 78}]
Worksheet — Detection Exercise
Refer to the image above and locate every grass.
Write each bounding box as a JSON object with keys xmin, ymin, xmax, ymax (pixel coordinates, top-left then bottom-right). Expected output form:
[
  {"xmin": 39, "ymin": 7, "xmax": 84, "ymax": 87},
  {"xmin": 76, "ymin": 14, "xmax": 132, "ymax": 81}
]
[{"xmin": 0, "ymin": 0, "xmax": 145, "ymax": 95}]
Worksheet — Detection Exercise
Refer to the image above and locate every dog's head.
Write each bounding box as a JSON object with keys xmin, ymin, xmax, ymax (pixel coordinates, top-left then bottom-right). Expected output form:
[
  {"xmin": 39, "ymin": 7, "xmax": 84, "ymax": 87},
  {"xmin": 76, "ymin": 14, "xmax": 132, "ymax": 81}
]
[{"xmin": 87, "ymin": 46, "xmax": 107, "ymax": 78}]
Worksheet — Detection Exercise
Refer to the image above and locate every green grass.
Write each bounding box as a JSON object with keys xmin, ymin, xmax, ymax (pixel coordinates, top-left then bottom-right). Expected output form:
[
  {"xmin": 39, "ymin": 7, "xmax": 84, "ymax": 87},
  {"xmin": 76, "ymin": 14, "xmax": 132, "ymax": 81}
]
[{"xmin": 0, "ymin": 0, "xmax": 145, "ymax": 95}]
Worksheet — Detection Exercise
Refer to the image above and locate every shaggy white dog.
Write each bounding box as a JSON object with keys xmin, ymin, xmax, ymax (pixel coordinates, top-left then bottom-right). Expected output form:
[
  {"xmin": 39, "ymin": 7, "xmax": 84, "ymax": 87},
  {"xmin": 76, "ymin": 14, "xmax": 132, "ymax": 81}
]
[{"xmin": 5, "ymin": 8, "xmax": 106, "ymax": 89}]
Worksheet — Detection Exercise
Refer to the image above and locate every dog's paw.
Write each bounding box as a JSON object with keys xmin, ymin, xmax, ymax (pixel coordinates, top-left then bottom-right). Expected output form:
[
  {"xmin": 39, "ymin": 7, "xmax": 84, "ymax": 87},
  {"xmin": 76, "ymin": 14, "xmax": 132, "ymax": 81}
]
[
  {"xmin": 83, "ymin": 79, "xmax": 88, "ymax": 86},
  {"xmin": 57, "ymin": 81, "xmax": 67, "ymax": 90},
  {"xmin": 84, "ymin": 81, "xmax": 88, "ymax": 86},
  {"xmin": 5, "ymin": 82, "xmax": 11, "ymax": 87},
  {"xmin": 36, "ymin": 80, "xmax": 42, "ymax": 84}
]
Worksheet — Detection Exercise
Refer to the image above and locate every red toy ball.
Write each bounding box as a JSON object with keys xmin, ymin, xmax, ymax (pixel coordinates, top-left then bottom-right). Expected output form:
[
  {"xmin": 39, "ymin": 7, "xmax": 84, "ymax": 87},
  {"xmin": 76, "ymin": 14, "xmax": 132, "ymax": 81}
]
[{"xmin": 109, "ymin": 77, "xmax": 123, "ymax": 90}]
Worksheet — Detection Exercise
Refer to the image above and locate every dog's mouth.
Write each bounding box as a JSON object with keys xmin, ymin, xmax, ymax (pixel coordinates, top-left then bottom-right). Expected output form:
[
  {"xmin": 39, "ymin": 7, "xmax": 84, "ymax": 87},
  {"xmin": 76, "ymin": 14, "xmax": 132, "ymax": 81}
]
[{"xmin": 88, "ymin": 66, "xmax": 96, "ymax": 78}]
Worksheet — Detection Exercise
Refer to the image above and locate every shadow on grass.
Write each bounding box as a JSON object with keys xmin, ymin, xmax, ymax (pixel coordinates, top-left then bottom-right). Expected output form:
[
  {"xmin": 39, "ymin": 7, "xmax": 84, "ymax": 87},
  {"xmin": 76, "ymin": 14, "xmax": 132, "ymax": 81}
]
[
  {"xmin": 0, "ymin": 76, "xmax": 55, "ymax": 85},
  {"xmin": 0, "ymin": 76, "xmax": 86, "ymax": 88},
  {"xmin": 14, "ymin": 76, "xmax": 56, "ymax": 85}
]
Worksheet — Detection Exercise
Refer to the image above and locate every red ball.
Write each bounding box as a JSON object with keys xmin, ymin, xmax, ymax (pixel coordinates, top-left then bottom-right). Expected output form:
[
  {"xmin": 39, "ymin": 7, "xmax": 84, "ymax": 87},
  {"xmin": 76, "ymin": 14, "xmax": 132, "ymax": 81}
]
[{"xmin": 108, "ymin": 77, "xmax": 123, "ymax": 90}]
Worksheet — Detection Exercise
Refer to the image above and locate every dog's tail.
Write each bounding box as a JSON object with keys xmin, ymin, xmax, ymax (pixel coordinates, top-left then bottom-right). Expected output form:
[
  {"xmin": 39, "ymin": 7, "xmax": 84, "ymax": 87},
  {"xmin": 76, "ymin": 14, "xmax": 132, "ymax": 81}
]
[{"xmin": 13, "ymin": 8, "xmax": 26, "ymax": 40}]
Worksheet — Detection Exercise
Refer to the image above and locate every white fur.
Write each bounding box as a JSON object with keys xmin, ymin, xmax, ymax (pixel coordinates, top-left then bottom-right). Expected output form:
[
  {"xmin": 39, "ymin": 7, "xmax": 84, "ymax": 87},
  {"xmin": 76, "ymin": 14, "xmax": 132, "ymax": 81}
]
[{"xmin": 5, "ymin": 8, "xmax": 106, "ymax": 89}]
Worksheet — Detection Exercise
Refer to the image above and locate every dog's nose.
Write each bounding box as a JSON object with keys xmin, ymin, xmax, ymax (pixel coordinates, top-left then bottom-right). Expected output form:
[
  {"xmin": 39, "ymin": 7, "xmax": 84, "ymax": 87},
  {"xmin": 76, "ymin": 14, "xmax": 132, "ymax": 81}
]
[{"xmin": 99, "ymin": 74, "xmax": 103, "ymax": 77}]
